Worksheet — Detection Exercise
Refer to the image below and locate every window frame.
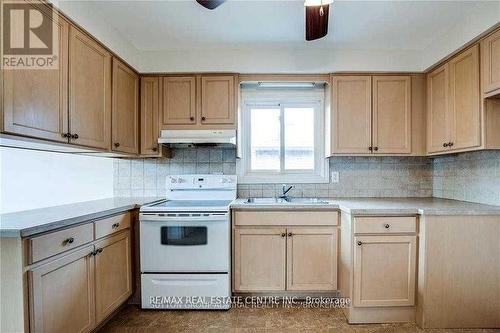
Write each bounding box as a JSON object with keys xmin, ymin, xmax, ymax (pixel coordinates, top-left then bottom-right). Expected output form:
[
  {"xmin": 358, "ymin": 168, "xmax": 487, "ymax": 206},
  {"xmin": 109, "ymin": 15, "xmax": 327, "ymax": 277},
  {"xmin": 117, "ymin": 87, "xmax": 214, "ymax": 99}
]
[{"xmin": 237, "ymin": 89, "xmax": 329, "ymax": 184}]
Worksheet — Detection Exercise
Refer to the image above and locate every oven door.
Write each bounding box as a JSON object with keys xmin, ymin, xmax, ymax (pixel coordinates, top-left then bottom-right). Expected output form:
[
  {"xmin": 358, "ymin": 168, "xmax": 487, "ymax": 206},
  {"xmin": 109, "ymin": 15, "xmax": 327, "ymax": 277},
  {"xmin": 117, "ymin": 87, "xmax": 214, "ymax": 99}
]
[{"xmin": 140, "ymin": 212, "xmax": 229, "ymax": 272}]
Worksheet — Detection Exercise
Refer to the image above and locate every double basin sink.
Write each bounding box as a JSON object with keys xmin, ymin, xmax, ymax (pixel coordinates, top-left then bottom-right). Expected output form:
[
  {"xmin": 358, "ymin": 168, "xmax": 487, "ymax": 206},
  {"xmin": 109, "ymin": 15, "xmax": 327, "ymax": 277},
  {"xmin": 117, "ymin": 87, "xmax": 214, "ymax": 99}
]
[{"xmin": 244, "ymin": 197, "xmax": 332, "ymax": 205}]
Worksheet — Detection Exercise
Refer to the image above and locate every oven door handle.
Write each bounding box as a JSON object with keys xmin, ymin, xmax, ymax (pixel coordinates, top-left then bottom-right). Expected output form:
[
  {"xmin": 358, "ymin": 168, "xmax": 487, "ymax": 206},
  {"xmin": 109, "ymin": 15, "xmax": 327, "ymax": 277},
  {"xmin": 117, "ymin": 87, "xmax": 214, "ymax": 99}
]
[{"xmin": 140, "ymin": 214, "xmax": 228, "ymax": 222}]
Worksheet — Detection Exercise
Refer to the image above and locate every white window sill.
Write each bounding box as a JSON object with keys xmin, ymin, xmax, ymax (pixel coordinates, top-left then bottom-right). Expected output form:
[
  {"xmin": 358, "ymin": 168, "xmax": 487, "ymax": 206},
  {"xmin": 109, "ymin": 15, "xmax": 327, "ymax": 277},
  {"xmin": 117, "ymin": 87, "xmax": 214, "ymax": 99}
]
[{"xmin": 237, "ymin": 160, "xmax": 330, "ymax": 184}]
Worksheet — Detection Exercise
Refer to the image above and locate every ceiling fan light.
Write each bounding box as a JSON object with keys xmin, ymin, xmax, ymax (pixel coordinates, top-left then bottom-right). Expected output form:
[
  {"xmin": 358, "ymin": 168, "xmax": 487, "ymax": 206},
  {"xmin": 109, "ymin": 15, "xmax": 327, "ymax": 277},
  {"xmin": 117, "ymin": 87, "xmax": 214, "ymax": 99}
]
[{"xmin": 304, "ymin": 0, "xmax": 333, "ymax": 7}]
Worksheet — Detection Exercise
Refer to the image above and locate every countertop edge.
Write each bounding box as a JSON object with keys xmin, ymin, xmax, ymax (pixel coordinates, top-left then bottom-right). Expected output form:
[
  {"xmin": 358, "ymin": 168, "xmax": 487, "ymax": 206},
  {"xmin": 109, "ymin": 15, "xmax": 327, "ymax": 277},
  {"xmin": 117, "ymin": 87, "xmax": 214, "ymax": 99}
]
[{"xmin": 1, "ymin": 198, "xmax": 164, "ymax": 239}]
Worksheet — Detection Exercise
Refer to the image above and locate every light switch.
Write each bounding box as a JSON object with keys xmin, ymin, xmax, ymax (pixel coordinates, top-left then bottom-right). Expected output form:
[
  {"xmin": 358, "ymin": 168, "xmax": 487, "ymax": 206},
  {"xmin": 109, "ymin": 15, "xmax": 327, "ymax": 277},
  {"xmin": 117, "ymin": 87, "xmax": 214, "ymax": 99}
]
[{"xmin": 331, "ymin": 171, "xmax": 339, "ymax": 183}]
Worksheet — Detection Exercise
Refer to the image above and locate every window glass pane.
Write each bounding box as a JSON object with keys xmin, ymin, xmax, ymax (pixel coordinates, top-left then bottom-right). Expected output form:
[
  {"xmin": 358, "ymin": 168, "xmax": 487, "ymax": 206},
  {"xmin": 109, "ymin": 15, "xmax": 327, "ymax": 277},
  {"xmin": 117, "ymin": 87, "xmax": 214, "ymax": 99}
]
[
  {"xmin": 284, "ymin": 107, "xmax": 314, "ymax": 170},
  {"xmin": 250, "ymin": 108, "xmax": 280, "ymax": 170}
]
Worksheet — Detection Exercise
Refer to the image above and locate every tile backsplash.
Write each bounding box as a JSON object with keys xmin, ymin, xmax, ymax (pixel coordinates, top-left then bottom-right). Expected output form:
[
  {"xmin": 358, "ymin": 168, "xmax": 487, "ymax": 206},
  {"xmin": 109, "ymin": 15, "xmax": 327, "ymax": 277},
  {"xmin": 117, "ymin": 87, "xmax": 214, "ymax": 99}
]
[
  {"xmin": 432, "ymin": 150, "xmax": 500, "ymax": 206},
  {"xmin": 113, "ymin": 147, "xmax": 433, "ymax": 199}
]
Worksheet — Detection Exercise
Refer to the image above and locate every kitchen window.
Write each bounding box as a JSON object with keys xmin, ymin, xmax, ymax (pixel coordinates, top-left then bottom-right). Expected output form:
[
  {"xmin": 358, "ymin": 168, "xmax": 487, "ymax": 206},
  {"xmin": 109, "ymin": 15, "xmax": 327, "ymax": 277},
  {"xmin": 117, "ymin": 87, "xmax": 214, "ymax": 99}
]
[{"xmin": 238, "ymin": 87, "xmax": 329, "ymax": 183}]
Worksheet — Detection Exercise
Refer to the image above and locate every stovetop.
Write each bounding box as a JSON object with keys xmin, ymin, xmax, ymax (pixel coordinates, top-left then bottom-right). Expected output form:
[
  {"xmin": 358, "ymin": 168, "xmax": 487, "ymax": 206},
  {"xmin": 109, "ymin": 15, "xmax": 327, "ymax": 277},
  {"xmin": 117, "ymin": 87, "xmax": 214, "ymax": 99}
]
[{"xmin": 140, "ymin": 199, "xmax": 234, "ymax": 212}]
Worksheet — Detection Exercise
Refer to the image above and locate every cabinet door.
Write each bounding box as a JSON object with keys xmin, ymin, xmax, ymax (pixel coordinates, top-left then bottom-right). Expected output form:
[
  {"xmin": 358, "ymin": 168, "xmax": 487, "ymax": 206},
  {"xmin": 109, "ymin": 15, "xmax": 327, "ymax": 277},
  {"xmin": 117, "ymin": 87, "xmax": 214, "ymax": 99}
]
[
  {"xmin": 372, "ymin": 76, "xmax": 411, "ymax": 154},
  {"xmin": 427, "ymin": 64, "xmax": 450, "ymax": 153},
  {"xmin": 353, "ymin": 235, "xmax": 416, "ymax": 307},
  {"xmin": 140, "ymin": 77, "xmax": 161, "ymax": 155},
  {"xmin": 233, "ymin": 228, "xmax": 286, "ymax": 292},
  {"xmin": 331, "ymin": 76, "xmax": 372, "ymax": 154},
  {"xmin": 448, "ymin": 45, "xmax": 481, "ymax": 151},
  {"xmin": 3, "ymin": 6, "xmax": 69, "ymax": 142},
  {"xmin": 94, "ymin": 231, "xmax": 132, "ymax": 324},
  {"xmin": 112, "ymin": 58, "xmax": 139, "ymax": 154},
  {"xmin": 286, "ymin": 228, "xmax": 338, "ymax": 291},
  {"xmin": 29, "ymin": 245, "xmax": 95, "ymax": 333},
  {"xmin": 200, "ymin": 75, "xmax": 235, "ymax": 125},
  {"xmin": 162, "ymin": 76, "xmax": 196, "ymax": 125},
  {"xmin": 69, "ymin": 27, "xmax": 112, "ymax": 149},
  {"xmin": 481, "ymin": 29, "xmax": 500, "ymax": 95}
]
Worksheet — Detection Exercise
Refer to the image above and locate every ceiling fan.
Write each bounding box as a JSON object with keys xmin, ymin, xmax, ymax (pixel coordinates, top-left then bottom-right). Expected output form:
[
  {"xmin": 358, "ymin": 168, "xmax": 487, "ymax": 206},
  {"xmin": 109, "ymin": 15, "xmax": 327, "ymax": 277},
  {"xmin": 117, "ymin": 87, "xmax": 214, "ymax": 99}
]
[{"xmin": 195, "ymin": 0, "xmax": 332, "ymax": 41}]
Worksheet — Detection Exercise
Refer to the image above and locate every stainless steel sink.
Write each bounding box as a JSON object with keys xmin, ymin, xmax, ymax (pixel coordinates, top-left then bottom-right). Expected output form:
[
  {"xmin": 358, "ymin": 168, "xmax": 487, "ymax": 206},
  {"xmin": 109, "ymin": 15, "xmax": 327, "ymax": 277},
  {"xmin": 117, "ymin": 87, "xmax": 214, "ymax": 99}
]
[{"xmin": 244, "ymin": 197, "xmax": 331, "ymax": 205}]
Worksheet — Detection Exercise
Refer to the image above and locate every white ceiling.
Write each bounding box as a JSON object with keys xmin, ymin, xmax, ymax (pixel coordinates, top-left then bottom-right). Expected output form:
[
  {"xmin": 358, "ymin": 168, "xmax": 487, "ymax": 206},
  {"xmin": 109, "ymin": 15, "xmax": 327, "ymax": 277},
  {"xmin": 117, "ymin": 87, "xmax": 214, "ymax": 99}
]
[{"xmin": 57, "ymin": 0, "xmax": 500, "ymax": 72}]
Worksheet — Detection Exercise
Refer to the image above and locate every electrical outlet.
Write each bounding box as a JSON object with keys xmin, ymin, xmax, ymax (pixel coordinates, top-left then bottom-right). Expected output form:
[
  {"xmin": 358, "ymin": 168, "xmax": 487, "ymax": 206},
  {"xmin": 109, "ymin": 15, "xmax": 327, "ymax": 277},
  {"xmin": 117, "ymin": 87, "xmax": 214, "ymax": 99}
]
[{"xmin": 331, "ymin": 171, "xmax": 339, "ymax": 183}]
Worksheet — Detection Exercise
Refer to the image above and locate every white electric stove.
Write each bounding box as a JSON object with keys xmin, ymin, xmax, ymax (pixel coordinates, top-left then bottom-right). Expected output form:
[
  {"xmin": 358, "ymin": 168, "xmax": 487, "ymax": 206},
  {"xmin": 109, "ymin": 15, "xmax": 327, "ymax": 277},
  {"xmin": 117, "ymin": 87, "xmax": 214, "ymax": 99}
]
[{"xmin": 139, "ymin": 174, "xmax": 236, "ymax": 310}]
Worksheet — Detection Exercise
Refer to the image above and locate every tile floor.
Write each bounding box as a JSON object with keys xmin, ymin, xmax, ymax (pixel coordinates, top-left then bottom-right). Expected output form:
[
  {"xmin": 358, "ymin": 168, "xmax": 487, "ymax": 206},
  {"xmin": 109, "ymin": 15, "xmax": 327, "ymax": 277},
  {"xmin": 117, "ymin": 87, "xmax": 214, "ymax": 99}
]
[{"xmin": 99, "ymin": 305, "xmax": 498, "ymax": 333}]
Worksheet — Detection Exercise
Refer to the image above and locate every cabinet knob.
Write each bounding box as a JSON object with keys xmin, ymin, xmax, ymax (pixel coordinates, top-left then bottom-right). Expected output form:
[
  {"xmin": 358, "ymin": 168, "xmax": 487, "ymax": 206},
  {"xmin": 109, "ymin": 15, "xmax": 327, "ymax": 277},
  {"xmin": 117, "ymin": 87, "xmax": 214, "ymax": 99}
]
[
  {"xmin": 112, "ymin": 222, "xmax": 120, "ymax": 229},
  {"xmin": 71, "ymin": 134, "xmax": 79, "ymax": 140},
  {"xmin": 96, "ymin": 248, "xmax": 103, "ymax": 255},
  {"xmin": 443, "ymin": 143, "xmax": 449, "ymax": 147},
  {"xmin": 201, "ymin": 116, "xmax": 206, "ymax": 121},
  {"xmin": 357, "ymin": 241, "xmax": 362, "ymax": 246},
  {"xmin": 368, "ymin": 147, "xmax": 373, "ymax": 151},
  {"xmin": 152, "ymin": 147, "xmax": 158, "ymax": 152},
  {"xmin": 114, "ymin": 142, "xmax": 120, "ymax": 148},
  {"xmin": 62, "ymin": 133, "xmax": 70, "ymax": 138},
  {"xmin": 384, "ymin": 224, "xmax": 390, "ymax": 229},
  {"xmin": 448, "ymin": 142, "xmax": 454, "ymax": 147},
  {"xmin": 64, "ymin": 237, "xmax": 74, "ymax": 245},
  {"xmin": 190, "ymin": 116, "xmax": 195, "ymax": 121},
  {"xmin": 281, "ymin": 233, "xmax": 286, "ymax": 238},
  {"xmin": 288, "ymin": 232, "xmax": 293, "ymax": 237},
  {"xmin": 374, "ymin": 147, "xmax": 379, "ymax": 151}
]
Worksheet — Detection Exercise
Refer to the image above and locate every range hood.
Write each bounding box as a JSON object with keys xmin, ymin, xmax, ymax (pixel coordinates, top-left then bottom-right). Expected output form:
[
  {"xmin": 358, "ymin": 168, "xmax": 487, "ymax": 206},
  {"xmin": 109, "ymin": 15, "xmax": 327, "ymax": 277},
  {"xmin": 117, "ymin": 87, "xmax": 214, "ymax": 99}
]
[{"xmin": 158, "ymin": 130, "xmax": 236, "ymax": 145}]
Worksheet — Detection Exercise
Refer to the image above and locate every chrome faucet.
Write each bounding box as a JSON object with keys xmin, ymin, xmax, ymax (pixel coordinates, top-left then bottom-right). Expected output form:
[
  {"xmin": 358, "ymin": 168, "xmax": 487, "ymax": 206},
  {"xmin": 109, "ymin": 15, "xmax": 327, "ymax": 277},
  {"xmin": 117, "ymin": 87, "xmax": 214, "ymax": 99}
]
[{"xmin": 280, "ymin": 184, "xmax": 294, "ymax": 201}]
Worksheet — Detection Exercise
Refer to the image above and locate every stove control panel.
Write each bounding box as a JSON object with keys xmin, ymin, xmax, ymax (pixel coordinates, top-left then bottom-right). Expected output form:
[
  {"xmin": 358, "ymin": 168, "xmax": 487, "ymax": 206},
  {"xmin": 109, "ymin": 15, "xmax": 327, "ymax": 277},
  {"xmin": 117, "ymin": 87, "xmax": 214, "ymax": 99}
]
[{"xmin": 167, "ymin": 175, "xmax": 237, "ymax": 190}]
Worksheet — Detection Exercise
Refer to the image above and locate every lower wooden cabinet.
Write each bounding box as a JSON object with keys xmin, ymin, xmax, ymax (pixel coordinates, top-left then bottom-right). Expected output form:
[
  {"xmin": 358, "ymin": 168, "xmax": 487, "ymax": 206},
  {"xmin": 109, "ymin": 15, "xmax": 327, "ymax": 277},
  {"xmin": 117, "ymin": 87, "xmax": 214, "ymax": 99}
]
[
  {"xmin": 287, "ymin": 228, "xmax": 338, "ymax": 291},
  {"xmin": 353, "ymin": 235, "xmax": 416, "ymax": 307},
  {"xmin": 28, "ymin": 230, "xmax": 131, "ymax": 333},
  {"xmin": 232, "ymin": 216, "xmax": 339, "ymax": 293},
  {"xmin": 94, "ymin": 231, "xmax": 132, "ymax": 323},
  {"xmin": 233, "ymin": 228, "xmax": 286, "ymax": 292},
  {"xmin": 29, "ymin": 245, "xmax": 95, "ymax": 333}
]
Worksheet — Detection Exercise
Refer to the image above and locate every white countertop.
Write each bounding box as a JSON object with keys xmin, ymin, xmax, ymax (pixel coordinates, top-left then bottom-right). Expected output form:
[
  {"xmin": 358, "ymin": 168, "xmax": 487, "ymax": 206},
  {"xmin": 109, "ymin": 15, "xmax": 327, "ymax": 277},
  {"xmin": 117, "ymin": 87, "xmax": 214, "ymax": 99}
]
[
  {"xmin": 231, "ymin": 197, "xmax": 500, "ymax": 216},
  {"xmin": 0, "ymin": 197, "xmax": 163, "ymax": 238}
]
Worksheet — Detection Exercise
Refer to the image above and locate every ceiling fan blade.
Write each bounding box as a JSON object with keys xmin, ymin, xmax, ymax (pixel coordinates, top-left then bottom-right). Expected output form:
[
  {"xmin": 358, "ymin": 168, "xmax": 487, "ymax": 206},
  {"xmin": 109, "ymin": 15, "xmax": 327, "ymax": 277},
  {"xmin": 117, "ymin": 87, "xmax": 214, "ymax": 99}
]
[
  {"xmin": 305, "ymin": 4, "xmax": 329, "ymax": 41},
  {"xmin": 196, "ymin": 0, "xmax": 226, "ymax": 10}
]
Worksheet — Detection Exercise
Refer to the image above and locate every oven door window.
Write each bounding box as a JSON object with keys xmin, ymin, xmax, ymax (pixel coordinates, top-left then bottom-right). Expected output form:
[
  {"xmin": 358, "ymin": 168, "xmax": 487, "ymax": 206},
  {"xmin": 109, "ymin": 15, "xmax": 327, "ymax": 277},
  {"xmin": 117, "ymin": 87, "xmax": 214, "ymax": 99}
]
[{"xmin": 160, "ymin": 226, "xmax": 207, "ymax": 246}]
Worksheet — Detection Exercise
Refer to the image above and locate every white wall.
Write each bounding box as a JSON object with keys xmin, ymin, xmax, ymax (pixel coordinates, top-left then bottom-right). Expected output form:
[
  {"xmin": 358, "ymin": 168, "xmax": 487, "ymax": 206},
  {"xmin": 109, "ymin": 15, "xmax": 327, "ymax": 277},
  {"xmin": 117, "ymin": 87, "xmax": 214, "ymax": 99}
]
[
  {"xmin": 0, "ymin": 148, "xmax": 114, "ymax": 214},
  {"xmin": 421, "ymin": 1, "xmax": 500, "ymax": 70}
]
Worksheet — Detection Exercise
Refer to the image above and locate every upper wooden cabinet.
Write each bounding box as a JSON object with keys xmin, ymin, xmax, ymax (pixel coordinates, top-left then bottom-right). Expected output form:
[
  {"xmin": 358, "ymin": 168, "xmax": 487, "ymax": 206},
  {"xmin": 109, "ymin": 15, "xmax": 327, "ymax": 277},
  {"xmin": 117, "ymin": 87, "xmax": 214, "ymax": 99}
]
[
  {"xmin": 162, "ymin": 76, "xmax": 197, "ymax": 126},
  {"xmin": 69, "ymin": 27, "xmax": 112, "ymax": 150},
  {"xmin": 141, "ymin": 77, "xmax": 161, "ymax": 155},
  {"xmin": 372, "ymin": 76, "xmax": 411, "ymax": 154},
  {"xmin": 2, "ymin": 6, "xmax": 69, "ymax": 142},
  {"xmin": 200, "ymin": 75, "xmax": 235, "ymax": 124},
  {"xmin": 481, "ymin": 28, "xmax": 500, "ymax": 96},
  {"xmin": 161, "ymin": 75, "xmax": 237, "ymax": 129},
  {"xmin": 448, "ymin": 46, "xmax": 480, "ymax": 150},
  {"xmin": 112, "ymin": 58, "xmax": 139, "ymax": 154},
  {"xmin": 427, "ymin": 64, "xmax": 450, "ymax": 153},
  {"xmin": 330, "ymin": 75, "xmax": 413, "ymax": 155},
  {"xmin": 331, "ymin": 76, "xmax": 372, "ymax": 154},
  {"xmin": 427, "ymin": 45, "xmax": 480, "ymax": 154}
]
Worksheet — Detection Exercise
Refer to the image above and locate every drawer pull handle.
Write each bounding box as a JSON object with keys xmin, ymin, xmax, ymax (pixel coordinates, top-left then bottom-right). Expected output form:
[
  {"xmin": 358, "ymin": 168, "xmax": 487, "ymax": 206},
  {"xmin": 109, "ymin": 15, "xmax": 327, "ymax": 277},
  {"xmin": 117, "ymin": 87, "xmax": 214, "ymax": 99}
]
[
  {"xmin": 112, "ymin": 222, "xmax": 120, "ymax": 229},
  {"xmin": 384, "ymin": 224, "xmax": 390, "ymax": 229},
  {"xmin": 64, "ymin": 237, "xmax": 75, "ymax": 245},
  {"xmin": 357, "ymin": 241, "xmax": 362, "ymax": 246},
  {"xmin": 281, "ymin": 233, "xmax": 286, "ymax": 238}
]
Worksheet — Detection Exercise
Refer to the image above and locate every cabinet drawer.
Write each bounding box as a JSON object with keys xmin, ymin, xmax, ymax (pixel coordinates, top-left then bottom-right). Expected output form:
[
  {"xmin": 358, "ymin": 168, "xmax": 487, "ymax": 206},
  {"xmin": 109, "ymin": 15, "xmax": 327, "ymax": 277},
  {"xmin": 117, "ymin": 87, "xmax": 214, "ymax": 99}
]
[
  {"xmin": 234, "ymin": 211, "xmax": 339, "ymax": 226},
  {"xmin": 354, "ymin": 217, "xmax": 416, "ymax": 234},
  {"xmin": 94, "ymin": 212, "xmax": 131, "ymax": 239},
  {"xmin": 29, "ymin": 223, "xmax": 94, "ymax": 264}
]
